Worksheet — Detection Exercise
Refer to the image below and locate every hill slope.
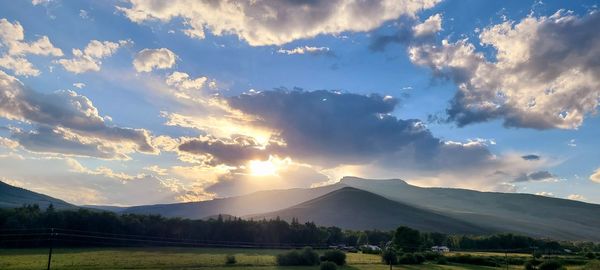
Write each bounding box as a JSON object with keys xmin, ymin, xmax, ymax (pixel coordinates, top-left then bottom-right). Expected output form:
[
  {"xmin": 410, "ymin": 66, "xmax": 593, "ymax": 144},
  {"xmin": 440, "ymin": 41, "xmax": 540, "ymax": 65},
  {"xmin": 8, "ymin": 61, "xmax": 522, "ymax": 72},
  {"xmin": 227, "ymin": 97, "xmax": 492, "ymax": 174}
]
[
  {"xmin": 340, "ymin": 177, "xmax": 600, "ymax": 241},
  {"xmin": 122, "ymin": 183, "xmax": 344, "ymax": 219},
  {"xmin": 249, "ymin": 187, "xmax": 490, "ymax": 234},
  {"xmin": 0, "ymin": 181, "xmax": 74, "ymax": 209}
]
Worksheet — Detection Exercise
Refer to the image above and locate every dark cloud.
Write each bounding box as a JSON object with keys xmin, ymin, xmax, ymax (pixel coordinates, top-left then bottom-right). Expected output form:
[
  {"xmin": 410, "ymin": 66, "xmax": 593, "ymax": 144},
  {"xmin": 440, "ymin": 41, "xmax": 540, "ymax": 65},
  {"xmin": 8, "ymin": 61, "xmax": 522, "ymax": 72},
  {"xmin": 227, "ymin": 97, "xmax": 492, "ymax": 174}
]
[
  {"xmin": 12, "ymin": 126, "xmax": 127, "ymax": 159},
  {"xmin": 0, "ymin": 71, "xmax": 155, "ymax": 157},
  {"xmin": 178, "ymin": 136, "xmax": 269, "ymax": 165},
  {"xmin": 513, "ymin": 170, "xmax": 555, "ymax": 182},
  {"xmin": 370, "ymin": 14, "xmax": 441, "ymax": 51},
  {"xmin": 226, "ymin": 89, "xmax": 442, "ymax": 165},
  {"xmin": 369, "ymin": 19, "xmax": 417, "ymax": 51},
  {"xmin": 522, "ymin": 154, "xmax": 541, "ymax": 161}
]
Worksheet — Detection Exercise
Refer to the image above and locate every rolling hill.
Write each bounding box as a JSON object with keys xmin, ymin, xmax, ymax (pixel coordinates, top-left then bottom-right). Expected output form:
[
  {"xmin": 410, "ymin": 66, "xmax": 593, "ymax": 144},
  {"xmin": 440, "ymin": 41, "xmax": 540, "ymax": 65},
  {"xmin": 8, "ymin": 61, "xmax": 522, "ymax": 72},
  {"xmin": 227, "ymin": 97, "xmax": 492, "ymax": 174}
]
[
  {"xmin": 340, "ymin": 176, "xmax": 600, "ymax": 241},
  {"xmin": 248, "ymin": 186, "xmax": 490, "ymax": 234},
  {"xmin": 0, "ymin": 181, "xmax": 74, "ymax": 209},
  {"xmin": 3, "ymin": 176, "xmax": 600, "ymax": 241},
  {"xmin": 122, "ymin": 183, "xmax": 344, "ymax": 219}
]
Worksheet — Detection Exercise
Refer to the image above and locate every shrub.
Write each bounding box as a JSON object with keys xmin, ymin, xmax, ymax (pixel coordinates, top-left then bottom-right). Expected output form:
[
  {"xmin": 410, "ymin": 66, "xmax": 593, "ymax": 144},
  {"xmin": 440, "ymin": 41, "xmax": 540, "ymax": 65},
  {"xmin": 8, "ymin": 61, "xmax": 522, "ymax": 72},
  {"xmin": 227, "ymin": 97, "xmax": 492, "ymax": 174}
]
[
  {"xmin": 398, "ymin": 253, "xmax": 425, "ymax": 265},
  {"xmin": 300, "ymin": 247, "xmax": 320, "ymax": 266},
  {"xmin": 525, "ymin": 259, "xmax": 542, "ymax": 270},
  {"xmin": 586, "ymin": 253, "xmax": 597, "ymax": 260},
  {"xmin": 225, "ymin": 254, "xmax": 236, "ymax": 265},
  {"xmin": 436, "ymin": 256, "xmax": 448, "ymax": 265},
  {"xmin": 423, "ymin": 251, "xmax": 443, "ymax": 261},
  {"xmin": 583, "ymin": 260, "xmax": 600, "ymax": 270},
  {"xmin": 538, "ymin": 260, "xmax": 565, "ymax": 270},
  {"xmin": 320, "ymin": 261, "xmax": 338, "ymax": 270},
  {"xmin": 322, "ymin": 250, "xmax": 346, "ymax": 265},
  {"xmin": 381, "ymin": 248, "xmax": 398, "ymax": 265},
  {"xmin": 276, "ymin": 247, "xmax": 320, "ymax": 266},
  {"xmin": 277, "ymin": 250, "xmax": 301, "ymax": 266},
  {"xmin": 446, "ymin": 254, "xmax": 500, "ymax": 267}
]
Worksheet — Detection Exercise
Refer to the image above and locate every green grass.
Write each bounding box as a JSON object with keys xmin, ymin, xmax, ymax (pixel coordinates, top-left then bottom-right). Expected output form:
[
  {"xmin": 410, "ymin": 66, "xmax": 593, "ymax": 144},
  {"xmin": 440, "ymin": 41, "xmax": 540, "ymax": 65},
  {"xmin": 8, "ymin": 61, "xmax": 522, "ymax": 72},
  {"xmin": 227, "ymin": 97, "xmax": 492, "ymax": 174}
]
[{"xmin": 0, "ymin": 247, "xmax": 594, "ymax": 270}]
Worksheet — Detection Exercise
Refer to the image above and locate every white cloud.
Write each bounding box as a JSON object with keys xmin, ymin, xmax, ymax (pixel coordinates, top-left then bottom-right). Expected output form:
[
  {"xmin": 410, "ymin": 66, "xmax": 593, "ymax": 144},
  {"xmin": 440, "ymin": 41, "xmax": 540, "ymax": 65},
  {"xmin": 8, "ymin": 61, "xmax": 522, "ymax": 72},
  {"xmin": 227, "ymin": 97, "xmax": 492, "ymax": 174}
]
[
  {"xmin": 79, "ymin": 10, "xmax": 89, "ymax": 19},
  {"xmin": 31, "ymin": 0, "xmax": 51, "ymax": 5},
  {"xmin": 590, "ymin": 168, "xmax": 600, "ymax": 183},
  {"xmin": 0, "ymin": 55, "xmax": 39, "ymax": 76},
  {"xmin": 567, "ymin": 194, "xmax": 585, "ymax": 201},
  {"xmin": 412, "ymin": 13, "xmax": 442, "ymax": 38},
  {"xmin": 0, "ymin": 136, "xmax": 18, "ymax": 149},
  {"xmin": 277, "ymin": 46, "xmax": 331, "ymax": 55},
  {"xmin": 58, "ymin": 40, "xmax": 130, "ymax": 73},
  {"xmin": 567, "ymin": 139, "xmax": 576, "ymax": 147},
  {"xmin": 132, "ymin": 48, "xmax": 176, "ymax": 72},
  {"xmin": 73, "ymin": 82, "xmax": 86, "ymax": 89},
  {"xmin": 535, "ymin": 191, "xmax": 555, "ymax": 197},
  {"xmin": 117, "ymin": 0, "xmax": 440, "ymax": 46},
  {"xmin": 0, "ymin": 18, "xmax": 62, "ymax": 76},
  {"xmin": 410, "ymin": 11, "xmax": 600, "ymax": 129},
  {"xmin": 166, "ymin": 71, "xmax": 210, "ymax": 90},
  {"xmin": 66, "ymin": 158, "xmax": 145, "ymax": 182}
]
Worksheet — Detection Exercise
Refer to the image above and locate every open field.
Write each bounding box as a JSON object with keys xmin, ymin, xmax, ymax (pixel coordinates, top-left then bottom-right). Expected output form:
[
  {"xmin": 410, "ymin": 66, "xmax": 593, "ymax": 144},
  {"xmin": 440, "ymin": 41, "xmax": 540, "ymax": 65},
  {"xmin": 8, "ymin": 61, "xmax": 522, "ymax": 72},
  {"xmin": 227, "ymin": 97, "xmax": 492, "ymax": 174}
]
[{"xmin": 0, "ymin": 248, "xmax": 597, "ymax": 270}]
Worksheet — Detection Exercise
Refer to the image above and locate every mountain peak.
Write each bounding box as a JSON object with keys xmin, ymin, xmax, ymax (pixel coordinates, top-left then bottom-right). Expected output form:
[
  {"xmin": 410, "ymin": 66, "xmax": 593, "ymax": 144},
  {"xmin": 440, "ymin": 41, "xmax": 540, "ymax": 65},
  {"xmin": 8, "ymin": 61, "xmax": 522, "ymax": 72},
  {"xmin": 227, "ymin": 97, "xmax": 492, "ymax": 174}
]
[{"xmin": 339, "ymin": 176, "xmax": 408, "ymax": 185}]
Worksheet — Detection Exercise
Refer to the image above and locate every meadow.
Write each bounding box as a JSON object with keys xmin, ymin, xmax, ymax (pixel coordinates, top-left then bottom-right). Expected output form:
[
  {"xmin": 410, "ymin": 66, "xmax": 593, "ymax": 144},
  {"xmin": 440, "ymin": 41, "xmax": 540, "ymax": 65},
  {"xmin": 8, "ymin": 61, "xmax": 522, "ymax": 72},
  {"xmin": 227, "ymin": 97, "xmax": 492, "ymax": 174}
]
[{"xmin": 1, "ymin": 247, "xmax": 598, "ymax": 270}]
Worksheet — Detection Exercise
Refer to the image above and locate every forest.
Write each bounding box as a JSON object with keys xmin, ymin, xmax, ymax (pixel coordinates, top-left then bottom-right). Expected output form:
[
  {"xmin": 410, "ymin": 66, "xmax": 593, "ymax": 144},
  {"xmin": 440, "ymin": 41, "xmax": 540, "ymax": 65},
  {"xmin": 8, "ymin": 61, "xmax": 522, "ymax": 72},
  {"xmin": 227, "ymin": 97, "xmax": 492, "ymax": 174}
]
[{"xmin": 1, "ymin": 204, "xmax": 598, "ymax": 254}]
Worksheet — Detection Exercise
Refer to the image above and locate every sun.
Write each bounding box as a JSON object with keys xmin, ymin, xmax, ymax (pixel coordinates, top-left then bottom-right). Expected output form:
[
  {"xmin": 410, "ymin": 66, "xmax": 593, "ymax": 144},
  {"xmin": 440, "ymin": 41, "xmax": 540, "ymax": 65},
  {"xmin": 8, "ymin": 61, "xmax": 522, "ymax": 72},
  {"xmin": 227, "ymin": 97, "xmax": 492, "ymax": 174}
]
[{"xmin": 248, "ymin": 159, "xmax": 278, "ymax": 176}]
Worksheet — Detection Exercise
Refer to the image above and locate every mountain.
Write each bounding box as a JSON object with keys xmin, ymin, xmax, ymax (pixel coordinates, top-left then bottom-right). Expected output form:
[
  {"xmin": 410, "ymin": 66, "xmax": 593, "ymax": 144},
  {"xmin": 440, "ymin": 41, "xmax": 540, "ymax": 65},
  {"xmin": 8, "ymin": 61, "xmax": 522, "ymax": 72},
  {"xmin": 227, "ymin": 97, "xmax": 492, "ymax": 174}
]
[
  {"xmin": 121, "ymin": 183, "xmax": 345, "ymax": 219},
  {"xmin": 0, "ymin": 181, "xmax": 74, "ymax": 209},
  {"xmin": 248, "ymin": 187, "xmax": 489, "ymax": 234},
  {"xmin": 340, "ymin": 176, "xmax": 600, "ymax": 241}
]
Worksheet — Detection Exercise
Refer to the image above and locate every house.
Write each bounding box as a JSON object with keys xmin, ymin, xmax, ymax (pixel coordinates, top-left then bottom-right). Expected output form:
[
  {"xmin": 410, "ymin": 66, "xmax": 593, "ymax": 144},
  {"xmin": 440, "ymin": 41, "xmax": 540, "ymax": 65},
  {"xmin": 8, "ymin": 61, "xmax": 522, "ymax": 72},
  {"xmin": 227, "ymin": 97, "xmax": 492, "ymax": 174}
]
[
  {"xmin": 431, "ymin": 246, "xmax": 450, "ymax": 253},
  {"xmin": 360, "ymin": 244, "xmax": 382, "ymax": 252}
]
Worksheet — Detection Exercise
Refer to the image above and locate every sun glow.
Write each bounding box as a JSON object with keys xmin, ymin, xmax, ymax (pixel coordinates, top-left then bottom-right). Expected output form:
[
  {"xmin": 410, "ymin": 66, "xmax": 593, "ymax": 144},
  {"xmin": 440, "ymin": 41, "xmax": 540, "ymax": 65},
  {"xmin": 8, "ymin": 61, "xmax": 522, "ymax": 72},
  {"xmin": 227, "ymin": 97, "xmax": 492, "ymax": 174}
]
[
  {"xmin": 248, "ymin": 159, "xmax": 278, "ymax": 176},
  {"xmin": 247, "ymin": 156, "xmax": 293, "ymax": 176}
]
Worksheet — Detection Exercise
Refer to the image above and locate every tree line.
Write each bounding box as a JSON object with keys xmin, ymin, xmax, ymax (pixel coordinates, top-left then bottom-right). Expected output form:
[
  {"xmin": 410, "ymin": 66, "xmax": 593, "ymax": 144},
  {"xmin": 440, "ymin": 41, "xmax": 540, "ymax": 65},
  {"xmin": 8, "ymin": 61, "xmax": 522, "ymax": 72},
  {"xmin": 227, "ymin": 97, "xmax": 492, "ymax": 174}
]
[{"xmin": 0, "ymin": 204, "xmax": 598, "ymax": 253}]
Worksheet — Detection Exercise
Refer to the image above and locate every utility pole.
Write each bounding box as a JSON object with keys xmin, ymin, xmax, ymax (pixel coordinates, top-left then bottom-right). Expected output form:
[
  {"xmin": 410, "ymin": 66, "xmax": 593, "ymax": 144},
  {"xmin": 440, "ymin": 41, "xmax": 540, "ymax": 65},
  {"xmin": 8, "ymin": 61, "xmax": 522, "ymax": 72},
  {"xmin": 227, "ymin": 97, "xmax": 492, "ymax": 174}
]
[
  {"xmin": 47, "ymin": 228, "xmax": 54, "ymax": 270},
  {"xmin": 505, "ymin": 249, "xmax": 508, "ymax": 270}
]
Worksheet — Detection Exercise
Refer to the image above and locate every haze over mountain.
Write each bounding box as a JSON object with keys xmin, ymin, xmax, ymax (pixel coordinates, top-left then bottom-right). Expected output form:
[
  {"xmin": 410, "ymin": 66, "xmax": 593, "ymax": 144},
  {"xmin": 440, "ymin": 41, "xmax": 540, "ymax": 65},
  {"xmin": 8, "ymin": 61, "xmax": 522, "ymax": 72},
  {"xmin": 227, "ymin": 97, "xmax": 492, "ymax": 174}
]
[
  {"xmin": 340, "ymin": 177, "xmax": 600, "ymax": 241},
  {"xmin": 2, "ymin": 178, "xmax": 599, "ymax": 241},
  {"xmin": 122, "ymin": 183, "xmax": 344, "ymax": 219},
  {"xmin": 248, "ymin": 187, "xmax": 489, "ymax": 234},
  {"xmin": 0, "ymin": 181, "xmax": 74, "ymax": 209}
]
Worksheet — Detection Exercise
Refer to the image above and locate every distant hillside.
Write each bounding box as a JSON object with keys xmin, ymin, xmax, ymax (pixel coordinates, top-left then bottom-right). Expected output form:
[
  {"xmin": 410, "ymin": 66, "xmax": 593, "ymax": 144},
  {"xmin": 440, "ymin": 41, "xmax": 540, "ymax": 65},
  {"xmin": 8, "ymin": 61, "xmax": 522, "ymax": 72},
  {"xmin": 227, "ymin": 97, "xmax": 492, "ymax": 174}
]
[
  {"xmin": 249, "ymin": 187, "xmax": 490, "ymax": 234},
  {"xmin": 340, "ymin": 176, "xmax": 600, "ymax": 241},
  {"xmin": 0, "ymin": 181, "xmax": 74, "ymax": 209},
  {"xmin": 122, "ymin": 183, "xmax": 344, "ymax": 219}
]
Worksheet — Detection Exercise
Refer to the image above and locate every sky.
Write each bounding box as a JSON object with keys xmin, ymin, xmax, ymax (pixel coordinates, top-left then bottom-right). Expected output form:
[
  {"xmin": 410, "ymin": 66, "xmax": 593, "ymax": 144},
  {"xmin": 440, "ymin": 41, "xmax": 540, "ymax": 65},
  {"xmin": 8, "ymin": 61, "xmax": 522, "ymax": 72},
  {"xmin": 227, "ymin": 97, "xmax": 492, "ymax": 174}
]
[{"xmin": 0, "ymin": 0, "xmax": 599, "ymax": 206}]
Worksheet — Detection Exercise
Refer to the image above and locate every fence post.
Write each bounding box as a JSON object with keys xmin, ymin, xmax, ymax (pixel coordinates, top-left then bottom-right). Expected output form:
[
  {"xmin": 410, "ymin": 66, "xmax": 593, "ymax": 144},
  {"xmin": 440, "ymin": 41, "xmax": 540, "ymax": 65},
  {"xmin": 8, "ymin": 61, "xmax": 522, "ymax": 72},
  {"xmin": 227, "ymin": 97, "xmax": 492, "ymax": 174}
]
[{"xmin": 47, "ymin": 228, "xmax": 54, "ymax": 270}]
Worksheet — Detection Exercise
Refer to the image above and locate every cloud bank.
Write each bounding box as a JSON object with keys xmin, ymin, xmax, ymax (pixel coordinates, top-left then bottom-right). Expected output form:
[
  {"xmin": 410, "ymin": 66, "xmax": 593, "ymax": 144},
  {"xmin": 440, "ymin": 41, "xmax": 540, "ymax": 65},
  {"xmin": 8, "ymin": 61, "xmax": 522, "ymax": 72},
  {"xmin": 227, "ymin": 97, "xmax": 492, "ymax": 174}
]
[
  {"xmin": 118, "ymin": 0, "xmax": 440, "ymax": 46},
  {"xmin": 410, "ymin": 11, "xmax": 600, "ymax": 129}
]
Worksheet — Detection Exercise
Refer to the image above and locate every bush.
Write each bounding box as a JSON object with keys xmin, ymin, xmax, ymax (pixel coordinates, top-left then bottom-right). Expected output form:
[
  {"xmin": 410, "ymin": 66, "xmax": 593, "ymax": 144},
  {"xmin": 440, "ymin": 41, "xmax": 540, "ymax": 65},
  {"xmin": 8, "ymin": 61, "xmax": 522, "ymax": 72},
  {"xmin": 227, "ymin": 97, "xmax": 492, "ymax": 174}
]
[
  {"xmin": 538, "ymin": 260, "xmax": 565, "ymax": 270},
  {"xmin": 300, "ymin": 247, "xmax": 320, "ymax": 266},
  {"xmin": 277, "ymin": 250, "xmax": 302, "ymax": 266},
  {"xmin": 524, "ymin": 259, "xmax": 542, "ymax": 270},
  {"xmin": 446, "ymin": 254, "xmax": 500, "ymax": 267},
  {"xmin": 583, "ymin": 260, "xmax": 600, "ymax": 270},
  {"xmin": 225, "ymin": 254, "xmax": 236, "ymax": 265},
  {"xmin": 276, "ymin": 247, "xmax": 320, "ymax": 266},
  {"xmin": 423, "ymin": 251, "xmax": 443, "ymax": 261},
  {"xmin": 436, "ymin": 256, "xmax": 448, "ymax": 265},
  {"xmin": 398, "ymin": 253, "xmax": 425, "ymax": 265},
  {"xmin": 382, "ymin": 248, "xmax": 398, "ymax": 265},
  {"xmin": 587, "ymin": 253, "xmax": 597, "ymax": 260},
  {"xmin": 320, "ymin": 261, "xmax": 338, "ymax": 270},
  {"xmin": 322, "ymin": 250, "xmax": 346, "ymax": 265}
]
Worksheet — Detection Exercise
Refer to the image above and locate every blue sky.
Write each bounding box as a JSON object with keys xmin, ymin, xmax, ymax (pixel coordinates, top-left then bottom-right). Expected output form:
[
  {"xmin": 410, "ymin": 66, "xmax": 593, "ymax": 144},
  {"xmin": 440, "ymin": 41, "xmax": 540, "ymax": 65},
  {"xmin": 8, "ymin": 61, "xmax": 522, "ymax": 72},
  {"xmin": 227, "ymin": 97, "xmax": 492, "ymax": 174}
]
[{"xmin": 0, "ymin": 0, "xmax": 599, "ymax": 205}]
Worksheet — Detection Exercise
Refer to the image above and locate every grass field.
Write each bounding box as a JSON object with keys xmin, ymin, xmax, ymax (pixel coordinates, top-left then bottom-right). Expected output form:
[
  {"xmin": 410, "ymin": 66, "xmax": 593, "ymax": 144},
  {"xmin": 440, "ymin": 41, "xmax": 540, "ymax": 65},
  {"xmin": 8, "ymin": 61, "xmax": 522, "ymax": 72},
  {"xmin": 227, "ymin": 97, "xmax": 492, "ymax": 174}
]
[{"xmin": 0, "ymin": 247, "xmax": 596, "ymax": 270}]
